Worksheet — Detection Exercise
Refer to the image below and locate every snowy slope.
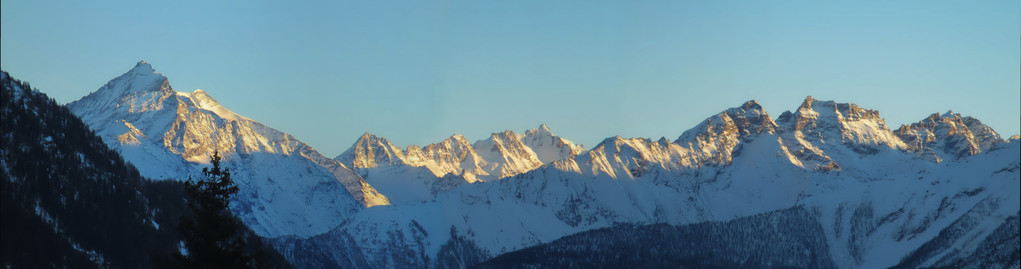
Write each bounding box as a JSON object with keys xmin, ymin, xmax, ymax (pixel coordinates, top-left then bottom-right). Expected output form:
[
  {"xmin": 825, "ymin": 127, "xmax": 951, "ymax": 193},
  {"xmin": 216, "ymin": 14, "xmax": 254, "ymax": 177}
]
[
  {"xmin": 276, "ymin": 97, "xmax": 1018, "ymax": 269},
  {"xmin": 66, "ymin": 61, "xmax": 380, "ymax": 238}
]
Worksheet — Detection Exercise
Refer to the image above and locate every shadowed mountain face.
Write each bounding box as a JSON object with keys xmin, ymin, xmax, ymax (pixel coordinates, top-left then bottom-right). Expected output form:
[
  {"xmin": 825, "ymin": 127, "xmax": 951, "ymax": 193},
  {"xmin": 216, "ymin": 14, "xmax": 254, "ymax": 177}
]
[{"xmin": 477, "ymin": 207, "xmax": 837, "ymax": 269}]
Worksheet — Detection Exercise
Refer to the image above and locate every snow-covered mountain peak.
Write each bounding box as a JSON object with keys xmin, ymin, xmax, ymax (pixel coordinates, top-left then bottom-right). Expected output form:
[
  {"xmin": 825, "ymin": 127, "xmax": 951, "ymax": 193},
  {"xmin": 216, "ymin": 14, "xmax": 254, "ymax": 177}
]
[
  {"xmin": 330, "ymin": 125, "xmax": 592, "ymax": 205},
  {"xmin": 561, "ymin": 135, "xmax": 691, "ymax": 179},
  {"xmin": 430, "ymin": 134, "xmax": 471, "ymax": 148},
  {"xmin": 472, "ymin": 130, "xmax": 544, "ymax": 179},
  {"xmin": 130, "ymin": 60, "xmax": 156, "ymax": 73},
  {"xmin": 336, "ymin": 132, "xmax": 407, "ymax": 169},
  {"xmin": 790, "ymin": 96, "xmax": 883, "ymax": 123},
  {"xmin": 894, "ymin": 111, "xmax": 1004, "ymax": 162},
  {"xmin": 959, "ymin": 116, "xmax": 1003, "ymax": 149},
  {"xmin": 182, "ymin": 89, "xmax": 215, "ymax": 108},
  {"xmin": 777, "ymin": 96, "xmax": 906, "ymax": 152},
  {"xmin": 67, "ymin": 62, "xmax": 374, "ymax": 237},
  {"xmin": 70, "ymin": 61, "xmax": 171, "ymax": 109},
  {"xmin": 522, "ymin": 124, "xmax": 586, "ymax": 164},
  {"xmin": 671, "ymin": 100, "xmax": 777, "ymax": 166},
  {"xmin": 797, "ymin": 95, "xmax": 815, "ymax": 110},
  {"xmin": 82, "ymin": 61, "xmax": 169, "ymax": 99},
  {"xmin": 428, "ymin": 134, "xmax": 473, "ymax": 150},
  {"xmin": 727, "ymin": 100, "xmax": 765, "ymax": 116},
  {"xmin": 591, "ymin": 136, "xmax": 652, "ymax": 157},
  {"xmin": 67, "ymin": 62, "xmax": 178, "ymax": 141},
  {"xmin": 727, "ymin": 100, "xmax": 776, "ymax": 134},
  {"xmin": 522, "ymin": 124, "xmax": 556, "ymax": 143},
  {"xmin": 678, "ymin": 100, "xmax": 777, "ymax": 143},
  {"xmin": 591, "ymin": 136, "xmax": 621, "ymax": 149},
  {"xmin": 525, "ymin": 124, "xmax": 554, "ymax": 137},
  {"xmin": 488, "ymin": 130, "xmax": 522, "ymax": 143},
  {"xmin": 418, "ymin": 134, "xmax": 488, "ymax": 177},
  {"xmin": 104, "ymin": 60, "xmax": 169, "ymax": 97}
]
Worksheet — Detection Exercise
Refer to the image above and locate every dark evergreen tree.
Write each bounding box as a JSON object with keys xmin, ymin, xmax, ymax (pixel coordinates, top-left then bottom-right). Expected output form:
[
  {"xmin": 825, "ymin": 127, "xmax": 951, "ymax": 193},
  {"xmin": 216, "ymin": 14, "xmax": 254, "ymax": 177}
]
[{"xmin": 176, "ymin": 151, "xmax": 255, "ymax": 268}]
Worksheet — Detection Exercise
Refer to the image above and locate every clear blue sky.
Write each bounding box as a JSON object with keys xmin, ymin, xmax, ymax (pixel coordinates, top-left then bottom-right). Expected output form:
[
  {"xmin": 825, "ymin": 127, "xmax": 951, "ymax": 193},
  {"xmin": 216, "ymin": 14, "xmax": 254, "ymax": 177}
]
[{"xmin": 3, "ymin": 0, "xmax": 1019, "ymax": 156}]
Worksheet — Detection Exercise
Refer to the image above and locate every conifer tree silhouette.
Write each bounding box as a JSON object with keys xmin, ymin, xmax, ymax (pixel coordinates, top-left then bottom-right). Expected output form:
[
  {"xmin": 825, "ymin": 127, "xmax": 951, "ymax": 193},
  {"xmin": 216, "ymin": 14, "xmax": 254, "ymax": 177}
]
[{"xmin": 176, "ymin": 151, "xmax": 253, "ymax": 268}]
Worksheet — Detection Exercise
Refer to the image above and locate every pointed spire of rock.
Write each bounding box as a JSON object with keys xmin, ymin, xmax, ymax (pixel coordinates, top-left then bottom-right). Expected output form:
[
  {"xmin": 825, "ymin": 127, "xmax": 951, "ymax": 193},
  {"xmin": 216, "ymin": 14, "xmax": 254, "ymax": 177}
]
[
  {"xmin": 798, "ymin": 96, "xmax": 815, "ymax": 111},
  {"xmin": 897, "ymin": 111, "xmax": 1005, "ymax": 161},
  {"xmin": 66, "ymin": 60, "xmax": 176, "ymax": 125},
  {"xmin": 525, "ymin": 123, "xmax": 555, "ymax": 137},
  {"xmin": 336, "ymin": 132, "xmax": 406, "ymax": 169},
  {"xmin": 674, "ymin": 100, "xmax": 777, "ymax": 165},
  {"xmin": 678, "ymin": 99, "xmax": 777, "ymax": 144},
  {"xmin": 96, "ymin": 60, "xmax": 171, "ymax": 98},
  {"xmin": 539, "ymin": 123, "xmax": 552, "ymax": 134},
  {"xmin": 741, "ymin": 100, "xmax": 763, "ymax": 110},
  {"xmin": 131, "ymin": 60, "xmax": 156, "ymax": 74},
  {"xmin": 522, "ymin": 124, "xmax": 585, "ymax": 164}
]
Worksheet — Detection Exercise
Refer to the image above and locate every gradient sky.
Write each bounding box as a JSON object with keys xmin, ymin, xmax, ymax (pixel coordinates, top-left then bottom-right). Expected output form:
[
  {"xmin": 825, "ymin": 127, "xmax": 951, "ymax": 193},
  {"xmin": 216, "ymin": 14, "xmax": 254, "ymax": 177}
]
[{"xmin": 2, "ymin": 0, "xmax": 1019, "ymax": 156}]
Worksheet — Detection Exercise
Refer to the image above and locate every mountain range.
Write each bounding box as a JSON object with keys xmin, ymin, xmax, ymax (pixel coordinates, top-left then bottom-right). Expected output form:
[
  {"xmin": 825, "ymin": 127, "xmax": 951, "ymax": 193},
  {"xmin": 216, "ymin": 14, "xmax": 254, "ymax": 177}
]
[{"xmin": 9, "ymin": 61, "xmax": 1019, "ymax": 268}]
